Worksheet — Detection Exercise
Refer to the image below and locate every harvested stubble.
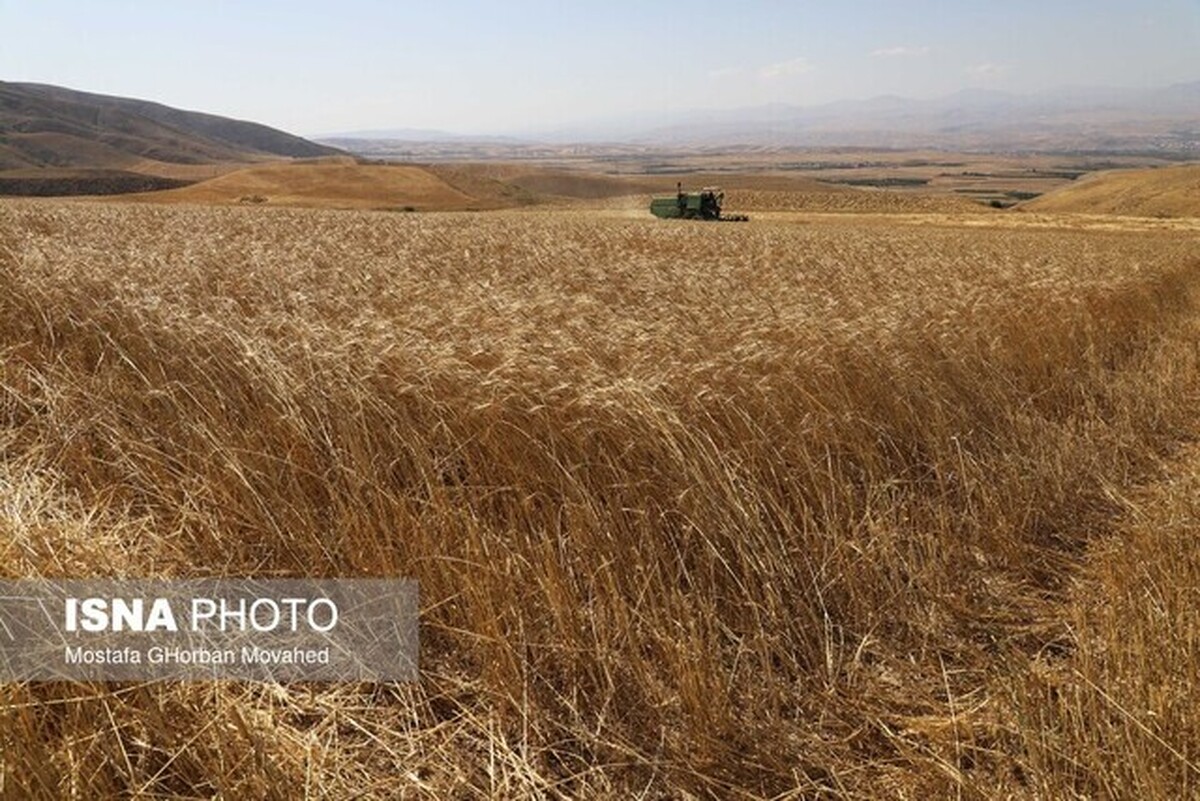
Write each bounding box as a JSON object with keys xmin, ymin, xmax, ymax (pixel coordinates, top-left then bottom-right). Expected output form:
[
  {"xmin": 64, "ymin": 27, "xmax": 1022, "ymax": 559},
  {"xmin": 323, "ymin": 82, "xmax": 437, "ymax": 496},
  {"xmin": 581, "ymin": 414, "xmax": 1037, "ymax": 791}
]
[
  {"xmin": 723, "ymin": 187, "xmax": 984, "ymax": 214},
  {"xmin": 1, "ymin": 200, "xmax": 1199, "ymax": 798}
]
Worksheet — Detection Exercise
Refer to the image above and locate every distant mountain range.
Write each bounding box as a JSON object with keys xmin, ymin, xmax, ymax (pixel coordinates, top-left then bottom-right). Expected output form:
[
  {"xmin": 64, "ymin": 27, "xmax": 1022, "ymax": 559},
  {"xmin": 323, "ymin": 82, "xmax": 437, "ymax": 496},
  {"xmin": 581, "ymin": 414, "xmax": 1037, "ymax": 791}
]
[
  {"xmin": 317, "ymin": 127, "xmax": 524, "ymax": 144},
  {"xmin": 0, "ymin": 81, "xmax": 341, "ymax": 171},
  {"xmin": 590, "ymin": 83, "xmax": 1200, "ymax": 153},
  {"xmin": 323, "ymin": 83, "xmax": 1200, "ymax": 155}
]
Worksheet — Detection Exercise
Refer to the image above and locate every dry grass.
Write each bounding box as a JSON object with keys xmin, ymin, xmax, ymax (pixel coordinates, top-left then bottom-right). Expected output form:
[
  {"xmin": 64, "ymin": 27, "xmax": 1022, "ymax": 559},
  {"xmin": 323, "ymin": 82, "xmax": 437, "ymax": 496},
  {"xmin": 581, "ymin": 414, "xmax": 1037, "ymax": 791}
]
[
  {"xmin": 1024, "ymin": 164, "xmax": 1200, "ymax": 218},
  {"xmin": 2, "ymin": 199, "xmax": 1200, "ymax": 798},
  {"xmin": 993, "ymin": 431, "xmax": 1200, "ymax": 799},
  {"xmin": 721, "ymin": 188, "xmax": 983, "ymax": 214},
  {"xmin": 115, "ymin": 159, "xmax": 483, "ymax": 211}
]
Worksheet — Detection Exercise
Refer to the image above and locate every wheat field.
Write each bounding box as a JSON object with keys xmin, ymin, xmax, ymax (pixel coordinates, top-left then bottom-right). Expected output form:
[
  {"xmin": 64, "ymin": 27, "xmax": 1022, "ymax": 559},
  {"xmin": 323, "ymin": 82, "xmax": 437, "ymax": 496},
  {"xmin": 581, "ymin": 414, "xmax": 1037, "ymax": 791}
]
[{"xmin": 2, "ymin": 199, "xmax": 1199, "ymax": 798}]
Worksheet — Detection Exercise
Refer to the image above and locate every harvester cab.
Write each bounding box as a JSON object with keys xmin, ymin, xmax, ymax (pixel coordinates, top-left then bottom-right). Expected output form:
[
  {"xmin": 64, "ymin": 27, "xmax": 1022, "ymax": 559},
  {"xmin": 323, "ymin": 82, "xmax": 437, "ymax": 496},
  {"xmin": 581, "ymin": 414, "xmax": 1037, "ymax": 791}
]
[{"xmin": 649, "ymin": 182, "xmax": 748, "ymax": 221}]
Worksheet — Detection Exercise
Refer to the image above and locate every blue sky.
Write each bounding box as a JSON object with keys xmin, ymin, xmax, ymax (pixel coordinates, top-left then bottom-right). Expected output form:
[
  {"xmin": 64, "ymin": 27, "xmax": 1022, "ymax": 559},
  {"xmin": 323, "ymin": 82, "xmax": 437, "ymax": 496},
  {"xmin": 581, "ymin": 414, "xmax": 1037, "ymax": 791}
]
[{"xmin": 1, "ymin": 1, "xmax": 1197, "ymax": 135}]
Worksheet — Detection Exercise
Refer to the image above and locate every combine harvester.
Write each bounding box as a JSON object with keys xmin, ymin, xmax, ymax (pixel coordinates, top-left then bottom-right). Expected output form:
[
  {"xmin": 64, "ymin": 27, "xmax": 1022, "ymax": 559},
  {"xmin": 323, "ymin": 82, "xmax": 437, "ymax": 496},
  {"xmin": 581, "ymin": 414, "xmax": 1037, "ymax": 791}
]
[{"xmin": 650, "ymin": 183, "xmax": 749, "ymax": 222}]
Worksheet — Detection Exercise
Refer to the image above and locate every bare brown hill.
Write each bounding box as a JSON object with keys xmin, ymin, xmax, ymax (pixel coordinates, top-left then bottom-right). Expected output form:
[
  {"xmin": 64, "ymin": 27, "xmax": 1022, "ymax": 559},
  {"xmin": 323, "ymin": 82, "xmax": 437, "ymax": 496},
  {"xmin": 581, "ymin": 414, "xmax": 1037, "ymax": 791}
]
[
  {"xmin": 0, "ymin": 81, "xmax": 343, "ymax": 196},
  {"xmin": 1024, "ymin": 163, "xmax": 1200, "ymax": 217},
  {"xmin": 0, "ymin": 81, "xmax": 340, "ymax": 170},
  {"xmin": 117, "ymin": 160, "xmax": 483, "ymax": 210},
  {"xmin": 426, "ymin": 163, "xmax": 669, "ymax": 203}
]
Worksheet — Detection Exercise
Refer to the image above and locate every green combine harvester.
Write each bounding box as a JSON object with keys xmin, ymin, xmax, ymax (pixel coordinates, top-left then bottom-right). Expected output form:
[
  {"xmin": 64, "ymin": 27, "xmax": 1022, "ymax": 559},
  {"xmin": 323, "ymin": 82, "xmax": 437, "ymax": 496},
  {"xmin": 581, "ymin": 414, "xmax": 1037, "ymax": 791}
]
[{"xmin": 649, "ymin": 183, "xmax": 749, "ymax": 222}]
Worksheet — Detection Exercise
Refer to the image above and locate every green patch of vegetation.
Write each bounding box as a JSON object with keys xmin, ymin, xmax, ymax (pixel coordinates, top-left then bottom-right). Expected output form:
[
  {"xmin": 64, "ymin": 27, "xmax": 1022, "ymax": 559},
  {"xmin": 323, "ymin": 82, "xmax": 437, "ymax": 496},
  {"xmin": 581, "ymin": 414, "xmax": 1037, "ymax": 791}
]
[{"xmin": 819, "ymin": 177, "xmax": 931, "ymax": 188}]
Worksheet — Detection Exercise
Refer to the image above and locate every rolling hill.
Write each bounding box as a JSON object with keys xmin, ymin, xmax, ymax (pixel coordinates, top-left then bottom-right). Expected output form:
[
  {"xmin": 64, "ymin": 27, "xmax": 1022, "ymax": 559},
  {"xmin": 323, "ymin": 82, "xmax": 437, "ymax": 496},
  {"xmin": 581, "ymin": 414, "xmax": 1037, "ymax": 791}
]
[
  {"xmin": 112, "ymin": 161, "xmax": 676, "ymax": 210},
  {"xmin": 111, "ymin": 159, "xmax": 984, "ymax": 214},
  {"xmin": 1023, "ymin": 163, "xmax": 1200, "ymax": 217},
  {"xmin": 0, "ymin": 81, "xmax": 341, "ymax": 191},
  {"xmin": 118, "ymin": 160, "xmax": 484, "ymax": 210}
]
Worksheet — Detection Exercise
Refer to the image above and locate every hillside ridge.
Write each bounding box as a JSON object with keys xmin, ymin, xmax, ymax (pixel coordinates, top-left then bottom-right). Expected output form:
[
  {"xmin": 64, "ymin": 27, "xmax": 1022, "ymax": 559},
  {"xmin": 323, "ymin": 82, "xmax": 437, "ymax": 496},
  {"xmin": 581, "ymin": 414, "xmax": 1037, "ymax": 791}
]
[
  {"xmin": 0, "ymin": 81, "xmax": 341, "ymax": 171},
  {"xmin": 1023, "ymin": 163, "xmax": 1200, "ymax": 217}
]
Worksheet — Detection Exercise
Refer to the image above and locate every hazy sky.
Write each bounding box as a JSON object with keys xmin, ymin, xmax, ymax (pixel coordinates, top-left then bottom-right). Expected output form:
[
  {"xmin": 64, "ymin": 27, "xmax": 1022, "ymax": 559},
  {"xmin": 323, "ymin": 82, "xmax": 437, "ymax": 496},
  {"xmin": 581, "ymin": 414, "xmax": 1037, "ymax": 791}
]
[{"xmin": 2, "ymin": 1, "xmax": 1197, "ymax": 136}]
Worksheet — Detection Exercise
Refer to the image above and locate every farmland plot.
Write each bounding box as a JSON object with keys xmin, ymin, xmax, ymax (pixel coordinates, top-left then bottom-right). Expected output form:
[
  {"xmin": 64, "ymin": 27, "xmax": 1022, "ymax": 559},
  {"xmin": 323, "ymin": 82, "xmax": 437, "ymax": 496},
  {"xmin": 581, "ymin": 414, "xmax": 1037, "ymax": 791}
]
[{"xmin": 2, "ymin": 200, "xmax": 1199, "ymax": 798}]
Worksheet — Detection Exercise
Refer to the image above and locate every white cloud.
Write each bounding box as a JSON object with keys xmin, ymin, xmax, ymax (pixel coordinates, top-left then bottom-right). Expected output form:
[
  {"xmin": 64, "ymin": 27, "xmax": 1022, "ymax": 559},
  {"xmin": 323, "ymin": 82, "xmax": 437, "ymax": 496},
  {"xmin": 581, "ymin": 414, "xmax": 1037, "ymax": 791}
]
[
  {"xmin": 967, "ymin": 62, "xmax": 1010, "ymax": 78},
  {"xmin": 758, "ymin": 57, "xmax": 814, "ymax": 80},
  {"xmin": 871, "ymin": 45, "xmax": 930, "ymax": 58}
]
